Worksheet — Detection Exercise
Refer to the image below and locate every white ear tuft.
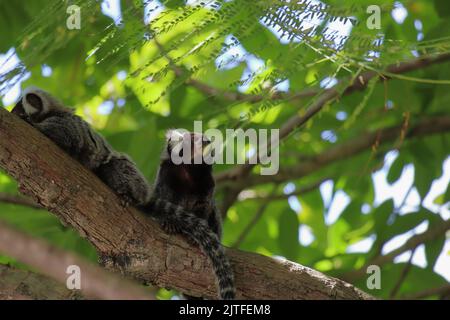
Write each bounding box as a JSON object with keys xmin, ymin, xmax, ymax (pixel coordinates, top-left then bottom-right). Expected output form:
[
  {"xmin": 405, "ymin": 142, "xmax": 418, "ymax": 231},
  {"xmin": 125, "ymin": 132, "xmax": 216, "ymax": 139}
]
[
  {"xmin": 22, "ymin": 86, "xmax": 47, "ymax": 115},
  {"xmin": 22, "ymin": 86, "xmax": 42, "ymax": 94}
]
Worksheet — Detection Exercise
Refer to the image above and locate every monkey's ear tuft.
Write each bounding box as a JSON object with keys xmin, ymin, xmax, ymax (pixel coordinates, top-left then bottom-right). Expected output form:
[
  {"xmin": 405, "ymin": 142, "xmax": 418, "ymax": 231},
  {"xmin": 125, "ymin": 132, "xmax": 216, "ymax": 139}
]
[{"xmin": 25, "ymin": 93, "xmax": 44, "ymax": 112}]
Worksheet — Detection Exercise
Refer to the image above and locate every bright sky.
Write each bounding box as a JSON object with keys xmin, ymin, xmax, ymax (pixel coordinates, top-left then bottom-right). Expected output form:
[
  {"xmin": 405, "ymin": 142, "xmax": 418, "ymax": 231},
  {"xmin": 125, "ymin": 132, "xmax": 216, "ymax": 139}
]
[{"xmin": 0, "ymin": 0, "xmax": 448, "ymax": 283}]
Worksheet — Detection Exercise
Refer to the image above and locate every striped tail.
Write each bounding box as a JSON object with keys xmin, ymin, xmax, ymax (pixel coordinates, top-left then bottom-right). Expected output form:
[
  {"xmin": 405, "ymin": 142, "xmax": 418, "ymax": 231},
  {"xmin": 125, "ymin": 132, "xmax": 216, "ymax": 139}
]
[{"xmin": 139, "ymin": 198, "xmax": 235, "ymax": 300}]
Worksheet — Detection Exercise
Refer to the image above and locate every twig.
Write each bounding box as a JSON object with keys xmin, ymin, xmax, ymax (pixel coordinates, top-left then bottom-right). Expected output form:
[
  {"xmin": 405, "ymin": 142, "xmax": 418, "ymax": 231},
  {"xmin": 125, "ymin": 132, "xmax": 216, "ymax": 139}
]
[
  {"xmin": 232, "ymin": 185, "xmax": 279, "ymax": 248},
  {"xmin": 220, "ymin": 187, "xmax": 242, "ymax": 218},
  {"xmin": 400, "ymin": 284, "xmax": 450, "ymax": 300},
  {"xmin": 177, "ymin": 53, "xmax": 450, "ymax": 105},
  {"xmin": 372, "ymin": 184, "xmax": 415, "ymax": 261},
  {"xmin": 218, "ymin": 116, "xmax": 450, "ymax": 188},
  {"xmin": 342, "ymin": 219, "xmax": 450, "ymax": 282},
  {"xmin": 237, "ymin": 178, "xmax": 327, "ymax": 201},
  {"xmin": 215, "ymin": 53, "xmax": 450, "ymax": 184},
  {"xmin": 389, "ymin": 247, "xmax": 416, "ymax": 299},
  {"xmin": 186, "ymin": 78, "xmax": 318, "ymax": 103},
  {"xmin": 153, "ymin": 36, "xmax": 320, "ymax": 103}
]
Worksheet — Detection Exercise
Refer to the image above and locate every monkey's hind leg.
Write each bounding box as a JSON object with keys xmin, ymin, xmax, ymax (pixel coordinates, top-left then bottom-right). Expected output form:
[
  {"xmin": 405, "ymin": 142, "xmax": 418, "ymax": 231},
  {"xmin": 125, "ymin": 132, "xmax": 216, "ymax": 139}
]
[{"xmin": 95, "ymin": 155, "xmax": 151, "ymax": 207}]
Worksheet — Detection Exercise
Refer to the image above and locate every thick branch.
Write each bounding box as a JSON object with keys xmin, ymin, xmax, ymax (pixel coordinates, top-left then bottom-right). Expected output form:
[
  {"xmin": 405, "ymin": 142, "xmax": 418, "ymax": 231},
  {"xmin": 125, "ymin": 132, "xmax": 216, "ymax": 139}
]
[
  {"xmin": 0, "ymin": 108, "xmax": 373, "ymax": 300},
  {"xmin": 0, "ymin": 221, "xmax": 154, "ymax": 300},
  {"xmin": 0, "ymin": 264, "xmax": 82, "ymax": 300},
  {"xmin": 222, "ymin": 116, "xmax": 450, "ymax": 188}
]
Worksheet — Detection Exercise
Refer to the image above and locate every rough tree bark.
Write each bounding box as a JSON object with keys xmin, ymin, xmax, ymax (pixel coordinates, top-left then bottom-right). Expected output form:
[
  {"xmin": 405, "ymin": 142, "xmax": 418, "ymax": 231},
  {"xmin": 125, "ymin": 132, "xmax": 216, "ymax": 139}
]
[{"xmin": 0, "ymin": 108, "xmax": 374, "ymax": 300}]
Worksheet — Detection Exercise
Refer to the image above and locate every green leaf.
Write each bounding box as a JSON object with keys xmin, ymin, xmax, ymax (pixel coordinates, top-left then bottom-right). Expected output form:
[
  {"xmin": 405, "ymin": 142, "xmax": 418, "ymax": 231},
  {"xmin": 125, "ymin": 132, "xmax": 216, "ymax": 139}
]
[
  {"xmin": 299, "ymin": 190, "xmax": 327, "ymax": 251},
  {"xmin": 425, "ymin": 235, "xmax": 445, "ymax": 270},
  {"xmin": 443, "ymin": 185, "xmax": 450, "ymax": 204},
  {"xmin": 373, "ymin": 200, "xmax": 394, "ymax": 233},
  {"xmin": 425, "ymin": 215, "xmax": 446, "ymax": 269},
  {"xmin": 161, "ymin": 0, "xmax": 186, "ymax": 9},
  {"xmin": 434, "ymin": 0, "xmax": 450, "ymax": 18},
  {"xmin": 359, "ymin": 263, "xmax": 449, "ymax": 299},
  {"xmin": 327, "ymin": 219, "xmax": 351, "ymax": 254},
  {"xmin": 413, "ymin": 161, "xmax": 435, "ymax": 199},
  {"xmin": 278, "ymin": 209, "xmax": 299, "ymax": 261},
  {"xmin": 432, "ymin": 184, "xmax": 449, "ymax": 205},
  {"xmin": 379, "ymin": 210, "xmax": 428, "ymax": 243},
  {"xmin": 387, "ymin": 153, "xmax": 406, "ymax": 184}
]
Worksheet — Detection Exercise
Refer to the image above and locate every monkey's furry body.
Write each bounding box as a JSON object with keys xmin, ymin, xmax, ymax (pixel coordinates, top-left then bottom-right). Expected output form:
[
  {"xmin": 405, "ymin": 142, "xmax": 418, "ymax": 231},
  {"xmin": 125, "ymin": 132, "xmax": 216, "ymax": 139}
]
[
  {"xmin": 12, "ymin": 87, "xmax": 150, "ymax": 206},
  {"xmin": 139, "ymin": 130, "xmax": 235, "ymax": 299},
  {"xmin": 11, "ymin": 87, "xmax": 235, "ymax": 300}
]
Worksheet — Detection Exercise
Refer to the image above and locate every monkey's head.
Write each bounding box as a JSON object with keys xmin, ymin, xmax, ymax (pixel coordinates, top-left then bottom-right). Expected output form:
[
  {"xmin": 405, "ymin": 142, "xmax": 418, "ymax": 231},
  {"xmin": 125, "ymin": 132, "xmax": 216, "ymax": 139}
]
[
  {"xmin": 11, "ymin": 86, "xmax": 69, "ymax": 122},
  {"xmin": 163, "ymin": 129, "xmax": 213, "ymax": 166}
]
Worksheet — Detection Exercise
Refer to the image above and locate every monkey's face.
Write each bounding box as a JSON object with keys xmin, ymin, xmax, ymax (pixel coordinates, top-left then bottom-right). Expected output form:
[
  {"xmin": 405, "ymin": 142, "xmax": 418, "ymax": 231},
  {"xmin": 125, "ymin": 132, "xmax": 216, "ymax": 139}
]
[{"xmin": 165, "ymin": 130, "xmax": 212, "ymax": 165}]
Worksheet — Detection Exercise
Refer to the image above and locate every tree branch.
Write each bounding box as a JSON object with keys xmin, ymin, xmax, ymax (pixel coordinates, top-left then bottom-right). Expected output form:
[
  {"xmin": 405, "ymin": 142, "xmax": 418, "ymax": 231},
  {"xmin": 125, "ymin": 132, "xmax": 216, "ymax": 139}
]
[
  {"xmin": 400, "ymin": 284, "xmax": 450, "ymax": 300},
  {"xmin": 154, "ymin": 38, "xmax": 319, "ymax": 103},
  {"xmin": 237, "ymin": 178, "xmax": 327, "ymax": 201},
  {"xmin": 232, "ymin": 185, "xmax": 278, "ymax": 248},
  {"xmin": 215, "ymin": 53, "xmax": 450, "ymax": 183},
  {"xmin": 342, "ymin": 219, "xmax": 450, "ymax": 282},
  {"xmin": 184, "ymin": 54, "xmax": 450, "ymax": 104},
  {"xmin": 0, "ymin": 107, "xmax": 373, "ymax": 300},
  {"xmin": 221, "ymin": 116, "xmax": 450, "ymax": 189},
  {"xmin": 389, "ymin": 247, "xmax": 416, "ymax": 299},
  {"xmin": 0, "ymin": 221, "xmax": 154, "ymax": 300},
  {"xmin": 0, "ymin": 264, "xmax": 82, "ymax": 300},
  {"xmin": 0, "ymin": 192, "xmax": 42, "ymax": 210}
]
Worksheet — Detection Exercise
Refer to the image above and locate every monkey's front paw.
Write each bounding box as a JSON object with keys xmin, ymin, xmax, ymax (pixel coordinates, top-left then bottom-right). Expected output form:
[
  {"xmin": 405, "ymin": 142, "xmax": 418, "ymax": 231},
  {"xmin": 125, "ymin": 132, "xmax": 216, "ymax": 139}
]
[
  {"xmin": 161, "ymin": 221, "xmax": 182, "ymax": 235},
  {"xmin": 184, "ymin": 236, "xmax": 198, "ymax": 247},
  {"xmin": 119, "ymin": 195, "xmax": 133, "ymax": 208}
]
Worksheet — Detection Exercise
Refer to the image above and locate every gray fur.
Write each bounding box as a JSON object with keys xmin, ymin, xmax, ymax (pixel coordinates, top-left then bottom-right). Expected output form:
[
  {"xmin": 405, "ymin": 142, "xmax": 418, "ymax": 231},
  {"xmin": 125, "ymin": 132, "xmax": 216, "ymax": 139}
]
[
  {"xmin": 11, "ymin": 87, "xmax": 150, "ymax": 206},
  {"xmin": 141, "ymin": 130, "xmax": 235, "ymax": 299},
  {"xmin": 144, "ymin": 197, "xmax": 235, "ymax": 299}
]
